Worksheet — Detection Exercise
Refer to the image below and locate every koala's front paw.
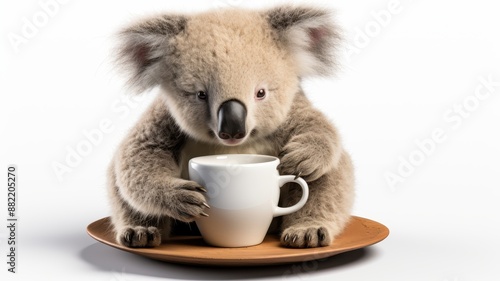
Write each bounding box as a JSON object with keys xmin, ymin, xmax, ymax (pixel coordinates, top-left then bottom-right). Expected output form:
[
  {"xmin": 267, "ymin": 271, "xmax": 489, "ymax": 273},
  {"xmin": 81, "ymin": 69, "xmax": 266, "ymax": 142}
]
[
  {"xmin": 281, "ymin": 225, "xmax": 332, "ymax": 248},
  {"xmin": 167, "ymin": 181, "xmax": 210, "ymax": 222},
  {"xmin": 118, "ymin": 226, "xmax": 161, "ymax": 248},
  {"xmin": 279, "ymin": 138, "xmax": 331, "ymax": 181}
]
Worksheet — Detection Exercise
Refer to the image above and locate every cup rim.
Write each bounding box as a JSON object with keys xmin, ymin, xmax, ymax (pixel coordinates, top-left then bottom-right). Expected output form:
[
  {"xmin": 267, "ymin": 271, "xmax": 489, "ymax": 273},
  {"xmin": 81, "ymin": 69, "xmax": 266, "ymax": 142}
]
[{"xmin": 189, "ymin": 154, "xmax": 278, "ymax": 167}]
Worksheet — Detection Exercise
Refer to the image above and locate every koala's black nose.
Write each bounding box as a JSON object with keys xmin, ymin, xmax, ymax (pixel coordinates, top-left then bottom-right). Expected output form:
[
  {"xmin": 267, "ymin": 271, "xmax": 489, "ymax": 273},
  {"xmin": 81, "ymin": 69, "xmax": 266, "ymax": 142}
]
[{"xmin": 217, "ymin": 99, "xmax": 247, "ymax": 140}]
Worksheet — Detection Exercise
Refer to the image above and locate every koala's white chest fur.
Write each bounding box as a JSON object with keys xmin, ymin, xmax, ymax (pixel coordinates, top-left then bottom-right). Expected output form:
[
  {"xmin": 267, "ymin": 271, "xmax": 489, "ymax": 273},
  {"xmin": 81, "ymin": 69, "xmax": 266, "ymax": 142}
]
[{"xmin": 179, "ymin": 137, "xmax": 277, "ymax": 179}]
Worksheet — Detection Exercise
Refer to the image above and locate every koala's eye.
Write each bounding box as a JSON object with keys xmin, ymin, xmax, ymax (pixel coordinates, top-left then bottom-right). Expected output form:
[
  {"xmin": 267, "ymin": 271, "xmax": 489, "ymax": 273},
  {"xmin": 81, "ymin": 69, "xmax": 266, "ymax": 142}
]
[
  {"xmin": 197, "ymin": 91, "xmax": 207, "ymax": 100},
  {"xmin": 256, "ymin": 89, "xmax": 266, "ymax": 100}
]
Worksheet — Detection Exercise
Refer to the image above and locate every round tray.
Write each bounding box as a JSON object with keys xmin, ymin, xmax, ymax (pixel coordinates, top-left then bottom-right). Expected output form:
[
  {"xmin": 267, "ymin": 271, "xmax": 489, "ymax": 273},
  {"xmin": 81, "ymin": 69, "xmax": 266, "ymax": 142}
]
[{"xmin": 87, "ymin": 216, "xmax": 389, "ymax": 266}]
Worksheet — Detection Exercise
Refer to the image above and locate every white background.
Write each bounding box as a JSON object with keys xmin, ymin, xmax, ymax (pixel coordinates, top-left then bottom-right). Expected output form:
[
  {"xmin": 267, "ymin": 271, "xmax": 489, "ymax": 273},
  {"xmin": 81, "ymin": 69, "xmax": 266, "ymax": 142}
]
[{"xmin": 1, "ymin": 0, "xmax": 499, "ymax": 280}]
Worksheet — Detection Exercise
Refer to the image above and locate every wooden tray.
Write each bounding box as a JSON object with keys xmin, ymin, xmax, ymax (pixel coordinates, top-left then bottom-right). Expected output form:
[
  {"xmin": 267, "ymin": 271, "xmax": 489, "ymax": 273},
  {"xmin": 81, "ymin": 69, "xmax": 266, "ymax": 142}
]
[{"xmin": 87, "ymin": 216, "xmax": 388, "ymax": 266}]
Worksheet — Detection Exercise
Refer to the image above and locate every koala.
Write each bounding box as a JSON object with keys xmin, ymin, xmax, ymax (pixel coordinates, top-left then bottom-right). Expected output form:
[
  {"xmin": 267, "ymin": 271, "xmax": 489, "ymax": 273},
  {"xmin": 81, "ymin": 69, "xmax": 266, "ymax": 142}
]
[{"xmin": 107, "ymin": 5, "xmax": 354, "ymax": 249}]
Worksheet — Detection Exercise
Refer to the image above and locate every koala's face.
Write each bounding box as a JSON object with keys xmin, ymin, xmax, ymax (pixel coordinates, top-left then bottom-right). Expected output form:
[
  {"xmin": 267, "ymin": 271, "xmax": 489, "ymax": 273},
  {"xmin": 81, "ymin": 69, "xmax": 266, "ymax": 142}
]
[
  {"xmin": 162, "ymin": 11, "xmax": 300, "ymax": 146},
  {"xmin": 118, "ymin": 6, "xmax": 337, "ymax": 146}
]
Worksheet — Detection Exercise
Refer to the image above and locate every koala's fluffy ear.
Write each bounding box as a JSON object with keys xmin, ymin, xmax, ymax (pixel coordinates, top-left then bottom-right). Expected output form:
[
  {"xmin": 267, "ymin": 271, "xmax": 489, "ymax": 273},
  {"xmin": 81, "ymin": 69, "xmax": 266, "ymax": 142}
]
[
  {"xmin": 265, "ymin": 6, "xmax": 339, "ymax": 77},
  {"xmin": 116, "ymin": 15, "xmax": 187, "ymax": 93}
]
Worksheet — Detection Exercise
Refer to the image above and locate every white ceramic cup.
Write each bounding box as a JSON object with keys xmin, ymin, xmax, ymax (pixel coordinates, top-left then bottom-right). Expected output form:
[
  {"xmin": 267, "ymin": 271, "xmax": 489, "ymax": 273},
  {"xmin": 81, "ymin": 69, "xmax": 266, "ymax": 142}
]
[{"xmin": 188, "ymin": 154, "xmax": 309, "ymax": 247}]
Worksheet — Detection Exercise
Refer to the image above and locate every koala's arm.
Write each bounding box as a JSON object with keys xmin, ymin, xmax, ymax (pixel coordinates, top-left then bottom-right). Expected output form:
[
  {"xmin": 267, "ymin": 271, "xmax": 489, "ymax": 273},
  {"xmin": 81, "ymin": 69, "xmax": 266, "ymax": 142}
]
[
  {"xmin": 111, "ymin": 96, "xmax": 207, "ymax": 221},
  {"xmin": 275, "ymin": 91, "xmax": 343, "ymax": 182}
]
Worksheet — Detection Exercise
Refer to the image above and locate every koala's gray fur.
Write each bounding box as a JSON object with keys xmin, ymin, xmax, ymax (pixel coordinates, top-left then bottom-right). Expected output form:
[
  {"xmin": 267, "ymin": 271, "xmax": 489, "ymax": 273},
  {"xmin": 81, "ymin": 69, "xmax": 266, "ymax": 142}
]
[{"xmin": 108, "ymin": 5, "xmax": 354, "ymax": 248}]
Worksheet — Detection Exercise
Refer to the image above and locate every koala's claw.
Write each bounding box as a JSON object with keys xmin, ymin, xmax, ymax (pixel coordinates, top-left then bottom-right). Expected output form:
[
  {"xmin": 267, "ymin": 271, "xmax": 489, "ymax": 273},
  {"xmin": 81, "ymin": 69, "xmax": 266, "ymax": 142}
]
[
  {"xmin": 119, "ymin": 226, "xmax": 161, "ymax": 248},
  {"xmin": 278, "ymin": 137, "xmax": 333, "ymax": 182},
  {"xmin": 181, "ymin": 211, "xmax": 209, "ymax": 218},
  {"xmin": 169, "ymin": 181, "xmax": 210, "ymax": 222},
  {"xmin": 305, "ymin": 233, "xmax": 312, "ymax": 242},
  {"xmin": 319, "ymin": 229, "xmax": 327, "ymax": 241},
  {"xmin": 196, "ymin": 186, "xmax": 208, "ymax": 193},
  {"xmin": 278, "ymin": 150, "xmax": 286, "ymax": 158},
  {"xmin": 278, "ymin": 149, "xmax": 320, "ymax": 181},
  {"xmin": 281, "ymin": 226, "xmax": 332, "ymax": 248},
  {"xmin": 182, "ymin": 184, "xmax": 207, "ymax": 193}
]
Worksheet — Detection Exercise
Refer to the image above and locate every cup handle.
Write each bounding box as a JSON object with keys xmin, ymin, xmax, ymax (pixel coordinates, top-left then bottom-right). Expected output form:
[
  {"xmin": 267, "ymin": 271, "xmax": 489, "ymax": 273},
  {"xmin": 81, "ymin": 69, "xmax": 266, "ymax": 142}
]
[{"xmin": 273, "ymin": 175, "xmax": 309, "ymax": 217}]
